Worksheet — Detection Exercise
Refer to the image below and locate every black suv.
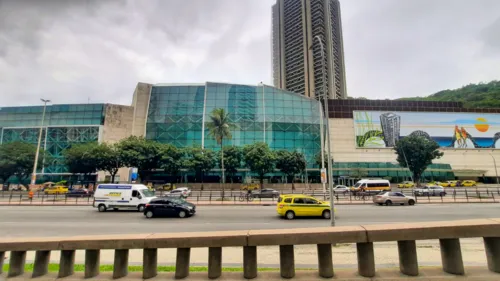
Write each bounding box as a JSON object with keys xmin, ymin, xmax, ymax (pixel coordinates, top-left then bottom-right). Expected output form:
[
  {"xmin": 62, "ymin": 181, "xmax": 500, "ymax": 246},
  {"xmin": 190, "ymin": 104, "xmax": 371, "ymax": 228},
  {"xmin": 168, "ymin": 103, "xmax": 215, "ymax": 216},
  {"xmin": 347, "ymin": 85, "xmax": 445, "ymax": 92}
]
[{"xmin": 144, "ymin": 198, "xmax": 195, "ymax": 218}]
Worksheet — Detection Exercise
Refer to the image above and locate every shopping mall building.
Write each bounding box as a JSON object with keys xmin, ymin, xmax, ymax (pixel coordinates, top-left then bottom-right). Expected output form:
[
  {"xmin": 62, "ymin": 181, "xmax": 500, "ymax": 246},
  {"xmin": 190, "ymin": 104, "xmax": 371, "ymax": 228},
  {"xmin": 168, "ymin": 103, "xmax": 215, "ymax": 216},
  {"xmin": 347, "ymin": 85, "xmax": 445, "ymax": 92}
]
[{"xmin": 1, "ymin": 82, "xmax": 499, "ymax": 184}]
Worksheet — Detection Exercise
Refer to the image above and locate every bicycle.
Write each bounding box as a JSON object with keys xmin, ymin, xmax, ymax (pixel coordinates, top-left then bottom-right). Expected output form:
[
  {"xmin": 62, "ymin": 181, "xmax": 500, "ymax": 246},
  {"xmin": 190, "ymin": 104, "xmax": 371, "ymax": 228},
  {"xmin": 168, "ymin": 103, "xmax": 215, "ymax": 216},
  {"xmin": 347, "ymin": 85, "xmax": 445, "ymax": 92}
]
[{"xmin": 239, "ymin": 194, "xmax": 254, "ymax": 202}]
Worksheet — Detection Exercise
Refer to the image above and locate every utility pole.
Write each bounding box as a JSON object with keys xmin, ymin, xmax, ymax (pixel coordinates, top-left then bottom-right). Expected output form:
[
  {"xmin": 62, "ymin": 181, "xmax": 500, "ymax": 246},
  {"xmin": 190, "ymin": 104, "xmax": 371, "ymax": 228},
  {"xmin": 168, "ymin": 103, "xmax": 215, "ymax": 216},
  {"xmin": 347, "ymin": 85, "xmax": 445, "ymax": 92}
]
[
  {"xmin": 311, "ymin": 35, "xmax": 335, "ymax": 226},
  {"xmin": 31, "ymin": 99, "xmax": 50, "ymax": 187}
]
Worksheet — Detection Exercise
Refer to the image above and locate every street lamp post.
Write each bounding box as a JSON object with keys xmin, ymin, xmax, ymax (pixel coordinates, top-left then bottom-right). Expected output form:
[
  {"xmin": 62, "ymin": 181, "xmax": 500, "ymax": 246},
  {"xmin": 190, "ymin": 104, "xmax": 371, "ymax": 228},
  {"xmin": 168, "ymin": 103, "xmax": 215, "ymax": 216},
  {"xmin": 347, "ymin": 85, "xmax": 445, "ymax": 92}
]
[
  {"xmin": 490, "ymin": 153, "xmax": 499, "ymax": 187},
  {"xmin": 30, "ymin": 99, "xmax": 50, "ymax": 186},
  {"xmin": 311, "ymin": 35, "xmax": 335, "ymax": 226}
]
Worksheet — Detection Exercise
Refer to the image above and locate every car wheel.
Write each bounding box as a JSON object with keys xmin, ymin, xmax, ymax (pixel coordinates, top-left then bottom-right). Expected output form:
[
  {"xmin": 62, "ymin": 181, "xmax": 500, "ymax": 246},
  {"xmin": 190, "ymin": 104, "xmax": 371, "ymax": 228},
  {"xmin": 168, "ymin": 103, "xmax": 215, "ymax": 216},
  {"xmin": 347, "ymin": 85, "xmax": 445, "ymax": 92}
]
[
  {"xmin": 179, "ymin": 210, "xmax": 187, "ymax": 218},
  {"xmin": 385, "ymin": 200, "xmax": 392, "ymax": 206},
  {"xmin": 322, "ymin": 210, "xmax": 331, "ymax": 219},
  {"xmin": 138, "ymin": 205, "xmax": 145, "ymax": 212},
  {"xmin": 98, "ymin": 204, "xmax": 107, "ymax": 212},
  {"xmin": 285, "ymin": 211, "xmax": 295, "ymax": 220},
  {"xmin": 145, "ymin": 211, "xmax": 154, "ymax": 218},
  {"xmin": 408, "ymin": 200, "xmax": 415, "ymax": 206}
]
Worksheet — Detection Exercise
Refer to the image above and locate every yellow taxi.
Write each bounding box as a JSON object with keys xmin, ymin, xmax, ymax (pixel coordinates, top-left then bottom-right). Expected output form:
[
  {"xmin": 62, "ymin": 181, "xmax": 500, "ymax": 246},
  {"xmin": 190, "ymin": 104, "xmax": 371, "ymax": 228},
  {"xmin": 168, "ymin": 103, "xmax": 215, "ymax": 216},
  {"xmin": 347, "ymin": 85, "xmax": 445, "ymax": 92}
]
[
  {"xmin": 397, "ymin": 181, "xmax": 415, "ymax": 188},
  {"xmin": 277, "ymin": 194, "xmax": 332, "ymax": 220},
  {"xmin": 439, "ymin": 181, "xmax": 457, "ymax": 188},
  {"xmin": 44, "ymin": 186, "xmax": 69, "ymax": 195},
  {"xmin": 461, "ymin": 180, "xmax": 477, "ymax": 187}
]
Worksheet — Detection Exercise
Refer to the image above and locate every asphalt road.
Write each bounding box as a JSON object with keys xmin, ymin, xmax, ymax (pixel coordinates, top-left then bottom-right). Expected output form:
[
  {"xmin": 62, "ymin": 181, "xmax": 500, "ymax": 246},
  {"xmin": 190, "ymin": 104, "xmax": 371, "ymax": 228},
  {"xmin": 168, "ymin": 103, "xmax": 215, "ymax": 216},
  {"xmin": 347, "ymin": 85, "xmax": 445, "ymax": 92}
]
[{"xmin": 0, "ymin": 203, "xmax": 499, "ymax": 238}]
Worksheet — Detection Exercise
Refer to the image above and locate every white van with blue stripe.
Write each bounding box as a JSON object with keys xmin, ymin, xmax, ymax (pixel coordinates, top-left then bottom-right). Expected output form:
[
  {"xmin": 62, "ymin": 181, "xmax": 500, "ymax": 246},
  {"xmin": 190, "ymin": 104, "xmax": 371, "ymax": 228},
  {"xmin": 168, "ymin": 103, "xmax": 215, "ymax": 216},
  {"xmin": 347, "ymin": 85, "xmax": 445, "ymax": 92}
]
[{"xmin": 93, "ymin": 184, "xmax": 156, "ymax": 212}]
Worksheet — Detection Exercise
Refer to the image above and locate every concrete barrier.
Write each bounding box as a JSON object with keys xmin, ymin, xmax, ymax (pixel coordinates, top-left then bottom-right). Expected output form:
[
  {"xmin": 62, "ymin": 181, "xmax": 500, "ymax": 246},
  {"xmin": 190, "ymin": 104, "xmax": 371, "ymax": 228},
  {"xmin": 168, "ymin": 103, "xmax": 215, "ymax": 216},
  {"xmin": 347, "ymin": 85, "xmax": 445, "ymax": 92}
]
[{"xmin": 1, "ymin": 219, "xmax": 500, "ymax": 280}]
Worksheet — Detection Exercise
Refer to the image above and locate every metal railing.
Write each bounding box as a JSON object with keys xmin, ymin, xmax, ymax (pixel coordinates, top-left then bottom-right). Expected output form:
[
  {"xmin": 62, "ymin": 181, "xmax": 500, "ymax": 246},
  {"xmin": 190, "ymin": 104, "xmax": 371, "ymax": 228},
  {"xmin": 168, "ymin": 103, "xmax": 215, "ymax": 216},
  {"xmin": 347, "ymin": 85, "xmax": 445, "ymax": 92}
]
[
  {"xmin": 1, "ymin": 219, "xmax": 500, "ymax": 279},
  {"xmin": 0, "ymin": 188, "xmax": 499, "ymax": 206}
]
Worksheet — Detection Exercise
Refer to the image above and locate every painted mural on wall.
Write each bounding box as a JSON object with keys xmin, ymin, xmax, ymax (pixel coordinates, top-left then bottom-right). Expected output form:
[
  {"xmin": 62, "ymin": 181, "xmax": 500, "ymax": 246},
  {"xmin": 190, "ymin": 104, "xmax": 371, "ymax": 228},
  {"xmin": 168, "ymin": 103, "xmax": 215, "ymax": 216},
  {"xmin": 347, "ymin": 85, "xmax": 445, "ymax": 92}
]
[{"xmin": 353, "ymin": 111, "xmax": 500, "ymax": 149}]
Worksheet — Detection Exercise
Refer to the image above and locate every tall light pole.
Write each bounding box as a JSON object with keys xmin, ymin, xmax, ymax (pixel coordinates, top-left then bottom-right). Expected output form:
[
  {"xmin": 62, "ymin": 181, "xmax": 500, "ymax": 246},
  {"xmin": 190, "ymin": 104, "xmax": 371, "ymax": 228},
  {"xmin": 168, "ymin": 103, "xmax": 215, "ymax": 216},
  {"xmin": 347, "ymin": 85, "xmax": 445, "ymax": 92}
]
[
  {"xmin": 311, "ymin": 35, "xmax": 335, "ymax": 226},
  {"xmin": 31, "ymin": 99, "xmax": 50, "ymax": 186},
  {"xmin": 490, "ymin": 153, "xmax": 499, "ymax": 187}
]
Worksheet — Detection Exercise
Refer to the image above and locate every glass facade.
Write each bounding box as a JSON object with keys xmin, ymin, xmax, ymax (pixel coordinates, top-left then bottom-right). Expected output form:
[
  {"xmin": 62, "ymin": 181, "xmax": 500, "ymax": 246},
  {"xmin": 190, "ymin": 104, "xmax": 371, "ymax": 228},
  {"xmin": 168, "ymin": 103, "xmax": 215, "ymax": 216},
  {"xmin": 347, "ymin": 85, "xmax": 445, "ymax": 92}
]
[
  {"xmin": 146, "ymin": 82, "xmax": 322, "ymax": 170},
  {"xmin": 333, "ymin": 162, "xmax": 455, "ymax": 182},
  {"xmin": 0, "ymin": 104, "xmax": 104, "ymax": 176}
]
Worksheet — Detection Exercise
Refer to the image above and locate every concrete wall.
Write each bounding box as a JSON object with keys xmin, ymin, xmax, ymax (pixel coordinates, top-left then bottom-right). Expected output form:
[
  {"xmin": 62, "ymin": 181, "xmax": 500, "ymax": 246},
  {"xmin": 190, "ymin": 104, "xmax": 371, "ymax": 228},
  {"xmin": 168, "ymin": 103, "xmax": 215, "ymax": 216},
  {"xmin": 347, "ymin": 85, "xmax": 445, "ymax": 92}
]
[
  {"xmin": 330, "ymin": 118, "xmax": 500, "ymax": 178},
  {"xmin": 97, "ymin": 104, "xmax": 135, "ymax": 182},
  {"xmin": 131, "ymin": 82, "xmax": 152, "ymax": 137}
]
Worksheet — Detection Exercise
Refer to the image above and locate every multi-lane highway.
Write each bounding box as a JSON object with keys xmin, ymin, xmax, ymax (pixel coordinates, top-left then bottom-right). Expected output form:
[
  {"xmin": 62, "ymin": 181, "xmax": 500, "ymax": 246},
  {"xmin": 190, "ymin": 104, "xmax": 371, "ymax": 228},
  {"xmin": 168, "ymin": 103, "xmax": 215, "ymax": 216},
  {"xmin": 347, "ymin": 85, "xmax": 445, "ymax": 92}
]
[{"xmin": 0, "ymin": 203, "xmax": 498, "ymax": 237}]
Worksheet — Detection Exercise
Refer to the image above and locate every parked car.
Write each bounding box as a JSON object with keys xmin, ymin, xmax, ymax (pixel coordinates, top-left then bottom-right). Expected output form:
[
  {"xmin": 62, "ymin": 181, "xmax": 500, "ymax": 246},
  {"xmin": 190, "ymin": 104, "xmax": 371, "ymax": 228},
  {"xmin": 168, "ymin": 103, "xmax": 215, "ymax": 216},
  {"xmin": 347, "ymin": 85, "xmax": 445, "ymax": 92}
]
[
  {"xmin": 461, "ymin": 180, "xmax": 477, "ymax": 187},
  {"xmin": 276, "ymin": 195, "xmax": 332, "ymax": 220},
  {"xmin": 66, "ymin": 188, "xmax": 92, "ymax": 198},
  {"xmin": 372, "ymin": 192, "xmax": 416, "ymax": 206},
  {"xmin": 251, "ymin": 188, "xmax": 280, "ymax": 198},
  {"xmin": 144, "ymin": 197, "xmax": 196, "ymax": 218},
  {"xmin": 332, "ymin": 185, "xmax": 349, "ymax": 194},
  {"xmin": 44, "ymin": 186, "xmax": 69, "ymax": 195},
  {"xmin": 440, "ymin": 181, "xmax": 458, "ymax": 188},
  {"xmin": 414, "ymin": 185, "xmax": 446, "ymax": 196},
  {"xmin": 397, "ymin": 181, "xmax": 415, "ymax": 188},
  {"xmin": 164, "ymin": 187, "xmax": 191, "ymax": 198}
]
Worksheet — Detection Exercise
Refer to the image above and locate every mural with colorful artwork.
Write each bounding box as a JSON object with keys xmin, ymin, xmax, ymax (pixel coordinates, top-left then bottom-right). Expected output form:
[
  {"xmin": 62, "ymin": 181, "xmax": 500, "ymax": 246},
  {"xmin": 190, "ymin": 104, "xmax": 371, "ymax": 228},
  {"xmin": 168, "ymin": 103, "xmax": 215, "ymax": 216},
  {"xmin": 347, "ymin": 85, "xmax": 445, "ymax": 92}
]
[{"xmin": 353, "ymin": 111, "xmax": 500, "ymax": 149}]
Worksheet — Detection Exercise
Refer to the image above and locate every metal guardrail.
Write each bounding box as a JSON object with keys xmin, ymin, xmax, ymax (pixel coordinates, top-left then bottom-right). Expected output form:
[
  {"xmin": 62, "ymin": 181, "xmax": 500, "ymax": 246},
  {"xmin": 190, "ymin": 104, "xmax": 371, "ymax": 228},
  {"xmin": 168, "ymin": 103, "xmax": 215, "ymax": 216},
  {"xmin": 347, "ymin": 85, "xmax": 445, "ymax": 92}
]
[
  {"xmin": 0, "ymin": 188, "xmax": 499, "ymax": 205},
  {"xmin": 1, "ymin": 219, "xmax": 500, "ymax": 279}
]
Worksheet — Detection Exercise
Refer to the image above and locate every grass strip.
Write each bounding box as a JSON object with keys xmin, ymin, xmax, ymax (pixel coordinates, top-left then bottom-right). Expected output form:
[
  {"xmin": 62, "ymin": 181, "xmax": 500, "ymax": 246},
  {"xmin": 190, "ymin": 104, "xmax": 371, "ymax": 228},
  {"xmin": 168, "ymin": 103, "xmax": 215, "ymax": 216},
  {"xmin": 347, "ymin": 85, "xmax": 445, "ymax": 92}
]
[{"xmin": 2, "ymin": 263, "xmax": 285, "ymax": 273}]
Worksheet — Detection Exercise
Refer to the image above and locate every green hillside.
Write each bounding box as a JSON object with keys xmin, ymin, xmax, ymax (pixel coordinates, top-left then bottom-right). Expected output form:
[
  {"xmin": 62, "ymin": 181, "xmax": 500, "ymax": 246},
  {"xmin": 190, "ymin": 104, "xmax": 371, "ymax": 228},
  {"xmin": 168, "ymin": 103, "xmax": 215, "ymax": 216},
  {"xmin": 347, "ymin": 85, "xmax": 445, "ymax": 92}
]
[{"xmin": 399, "ymin": 80, "xmax": 500, "ymax": 108}]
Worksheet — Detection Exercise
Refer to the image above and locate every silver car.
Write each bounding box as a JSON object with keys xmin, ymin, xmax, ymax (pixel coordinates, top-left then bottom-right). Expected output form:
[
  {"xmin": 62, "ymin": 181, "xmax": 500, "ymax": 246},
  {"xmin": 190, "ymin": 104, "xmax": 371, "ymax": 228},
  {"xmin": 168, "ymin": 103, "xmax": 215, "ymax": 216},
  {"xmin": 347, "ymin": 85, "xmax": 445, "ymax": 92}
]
[
  {"xmin": 414, "ymin": 185, "xmax": 446, "ymax": 196},
  {"xmin": 332, "ymin": 185, "xmax": 349, "ymax": 194},
  {"xmin": 372, "ymin": 192, "xmax": 416, "ymax": 206}
]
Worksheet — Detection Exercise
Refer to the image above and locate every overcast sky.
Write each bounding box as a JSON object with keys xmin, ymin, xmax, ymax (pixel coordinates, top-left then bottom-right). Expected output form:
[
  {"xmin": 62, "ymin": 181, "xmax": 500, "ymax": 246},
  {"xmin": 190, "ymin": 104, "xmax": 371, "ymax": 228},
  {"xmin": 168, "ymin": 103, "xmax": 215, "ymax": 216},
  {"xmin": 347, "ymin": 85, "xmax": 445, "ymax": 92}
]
[{"xmin": 0, "ymin": 0, "xmax": 499, "ymax": 106}]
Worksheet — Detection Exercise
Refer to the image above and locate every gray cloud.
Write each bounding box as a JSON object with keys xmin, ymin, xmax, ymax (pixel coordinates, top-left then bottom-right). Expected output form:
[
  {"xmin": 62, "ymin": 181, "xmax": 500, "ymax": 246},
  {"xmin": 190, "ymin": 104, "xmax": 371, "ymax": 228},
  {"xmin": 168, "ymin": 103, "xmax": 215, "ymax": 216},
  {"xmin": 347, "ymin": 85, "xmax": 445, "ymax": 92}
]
[{"xmin": 0, "ymin": 0, "xmax": 499, "ymax": 106}]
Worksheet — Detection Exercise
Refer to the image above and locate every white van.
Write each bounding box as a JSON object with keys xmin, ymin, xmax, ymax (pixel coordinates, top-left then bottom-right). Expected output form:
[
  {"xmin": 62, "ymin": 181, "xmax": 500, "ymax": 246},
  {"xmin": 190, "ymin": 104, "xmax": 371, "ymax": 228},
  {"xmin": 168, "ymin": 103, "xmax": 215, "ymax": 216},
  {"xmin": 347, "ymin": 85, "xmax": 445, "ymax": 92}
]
[
  {"xmin": 93, "ymin": 184, "xmax": 156, "ymax": 212},
  {"xmin": 351, "ymin": 179, "xmax": 391, "ymax": 193}
]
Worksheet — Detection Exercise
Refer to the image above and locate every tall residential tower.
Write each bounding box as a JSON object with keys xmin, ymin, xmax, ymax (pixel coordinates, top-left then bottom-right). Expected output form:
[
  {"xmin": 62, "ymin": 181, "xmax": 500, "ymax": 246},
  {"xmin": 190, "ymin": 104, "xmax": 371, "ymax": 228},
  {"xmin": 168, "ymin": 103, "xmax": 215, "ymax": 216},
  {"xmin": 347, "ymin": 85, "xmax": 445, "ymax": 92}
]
[{"xmin": 272, "ymin": 0, "xmax": 347, "ymax": 99}]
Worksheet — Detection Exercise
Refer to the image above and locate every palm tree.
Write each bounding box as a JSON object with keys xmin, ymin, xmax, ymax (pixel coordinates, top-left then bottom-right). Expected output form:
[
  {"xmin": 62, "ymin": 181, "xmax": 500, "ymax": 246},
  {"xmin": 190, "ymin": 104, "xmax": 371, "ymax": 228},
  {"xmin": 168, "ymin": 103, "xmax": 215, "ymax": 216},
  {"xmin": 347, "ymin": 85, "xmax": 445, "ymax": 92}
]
[{"xmin": 206, "ymin": 108, "xmax": 233, "ymax": 187}]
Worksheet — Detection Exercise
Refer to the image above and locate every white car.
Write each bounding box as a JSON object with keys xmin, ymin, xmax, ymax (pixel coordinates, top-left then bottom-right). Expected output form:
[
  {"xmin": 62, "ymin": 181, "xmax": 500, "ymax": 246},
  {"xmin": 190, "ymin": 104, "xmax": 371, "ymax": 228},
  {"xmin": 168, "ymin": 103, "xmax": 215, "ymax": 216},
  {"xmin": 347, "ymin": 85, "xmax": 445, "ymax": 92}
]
[
  {"xmin": 165, "ymin": 187, "xmax": 191, "ymax": 198},
  {"xmin": 331, "ymin": 185, "xmax": 349, "ymax": 194},
  {"xmin": 414, "ymin": 185, "xmax": 446, "ymax": 197}
]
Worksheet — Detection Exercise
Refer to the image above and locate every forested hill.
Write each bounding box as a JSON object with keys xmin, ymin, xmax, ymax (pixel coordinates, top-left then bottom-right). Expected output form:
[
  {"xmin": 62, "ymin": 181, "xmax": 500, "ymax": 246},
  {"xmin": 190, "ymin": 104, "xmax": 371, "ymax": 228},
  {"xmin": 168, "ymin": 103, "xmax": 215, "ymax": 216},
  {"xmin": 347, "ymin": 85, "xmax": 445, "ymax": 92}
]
[{"xmin": 398, "ymin": 80, "xmax": 500, "ymax": 108}]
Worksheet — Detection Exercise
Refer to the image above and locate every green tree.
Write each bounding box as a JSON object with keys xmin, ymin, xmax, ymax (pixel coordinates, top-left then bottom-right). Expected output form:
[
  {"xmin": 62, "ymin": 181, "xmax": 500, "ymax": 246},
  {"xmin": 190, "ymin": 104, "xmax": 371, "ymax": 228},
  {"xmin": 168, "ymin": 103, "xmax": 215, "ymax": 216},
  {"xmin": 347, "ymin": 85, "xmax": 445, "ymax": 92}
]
[
  {"xmin": 184, "ymin": 146, "xmax": 216, "ymax": 188},
  {"xmin": 116, "ymin": 136, "xmax": 163, "ymax": 182},
  {"xmin": 221, "ymin": 146, "xmax": 242, "ymax": 183},
  {"xmin": 160, "ymin": 144, "xmax": 184, "ymax": 183},
  {"xmin": 400, "ymin": 80, "xmax": 500, "ymax": 108},
  {"xmin": 206, "ymin": 108, "xmax": 233, "ymax": 184},
  {"xmin": 276, "ymin": 150, "xmax": 306, "ymax": 189},
  {"xmin": 243, "ymin": 142, "xmax": 276, "ymax": 189},
  {"xmin": 94, "ymin": 143, "xmax": 124, "ymax": 183},
  {"xmin": 63, "ymin": 142, "xmax": 101, "ymax": 179},
  {"xmin": 0, "ymin": 142, "xmax": 48, "ymax": 184},
  {"xmin": 394, "ymin": 135, "xmax": 444, "ymax": 186}
]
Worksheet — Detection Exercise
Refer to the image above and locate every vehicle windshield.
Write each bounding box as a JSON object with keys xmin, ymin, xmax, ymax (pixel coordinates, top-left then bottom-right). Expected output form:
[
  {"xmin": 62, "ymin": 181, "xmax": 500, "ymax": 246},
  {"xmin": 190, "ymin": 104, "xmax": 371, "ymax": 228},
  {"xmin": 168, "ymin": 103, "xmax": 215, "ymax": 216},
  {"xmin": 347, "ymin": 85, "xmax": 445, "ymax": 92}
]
[
  {"xmin": 141, "ymin": 189, "xmax": 155, "ymax": 197},
  {"xmin": 353, "ymin": 182, "xmax": 362, "ymax": 188}
]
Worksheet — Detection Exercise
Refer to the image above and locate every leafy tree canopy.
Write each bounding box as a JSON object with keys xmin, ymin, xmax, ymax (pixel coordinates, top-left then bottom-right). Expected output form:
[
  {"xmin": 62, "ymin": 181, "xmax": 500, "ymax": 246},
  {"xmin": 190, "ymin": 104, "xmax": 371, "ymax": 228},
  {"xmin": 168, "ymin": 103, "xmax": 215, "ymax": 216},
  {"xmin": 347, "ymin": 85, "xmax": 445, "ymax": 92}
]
[
  {"xmin": 94, "ymin": 143, "xmax": 124, "ymax": 183},
  {"xmin": 63, "ymin": 142, "xmax": 101, "ymax": 176},
  {"xmin": 276, "ymin": 150, "xmax": 306, "ymax": 188},
  {"xmin": 394, "ymin": 135, "xmax": 444, "ymax": 186},
  {"xmin": 184, "ymin": 146, "xmax": 216, "ymax": 174},
  {"xmin": 0, "ymin": 142, "xmax": 48, "ymax": 183},
  {"xmin": 116, "ymin": 136, "xmax": 162, "ymax": 182},
  {"xmin": 221, "ymin": 146, "xmax": 242, "ymax": 180},
  {"xmin": 243, "ymin": 142, "xmax": 276, "ymax": 188},
  {"xmin": 160, "ymin": 144, "xmax": 184, "ymax": 179}
]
